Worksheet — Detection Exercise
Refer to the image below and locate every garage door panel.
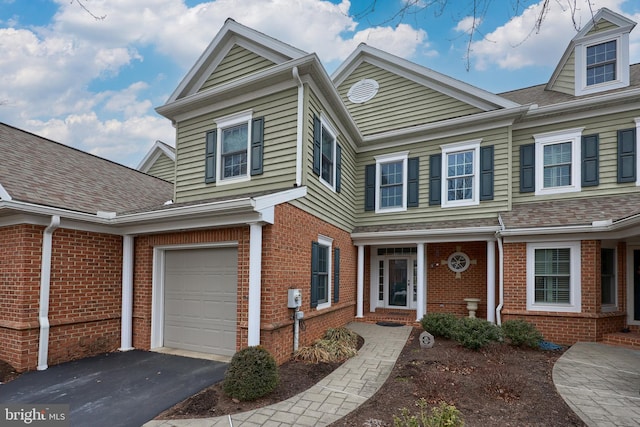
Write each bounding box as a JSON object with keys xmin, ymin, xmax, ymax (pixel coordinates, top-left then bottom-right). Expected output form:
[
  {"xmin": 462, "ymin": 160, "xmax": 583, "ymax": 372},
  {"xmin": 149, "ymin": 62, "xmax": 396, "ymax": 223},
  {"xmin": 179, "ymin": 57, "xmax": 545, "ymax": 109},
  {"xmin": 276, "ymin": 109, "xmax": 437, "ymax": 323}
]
[{"xmin": 163, "ymin": 247, "xmax": 237, "ymax": 357}]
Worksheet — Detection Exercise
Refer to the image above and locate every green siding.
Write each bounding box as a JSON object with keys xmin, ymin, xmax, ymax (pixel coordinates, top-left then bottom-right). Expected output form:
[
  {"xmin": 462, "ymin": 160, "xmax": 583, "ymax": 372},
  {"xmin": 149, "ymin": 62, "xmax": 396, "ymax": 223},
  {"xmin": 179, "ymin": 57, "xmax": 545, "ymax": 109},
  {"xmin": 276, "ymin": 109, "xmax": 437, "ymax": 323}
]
[
  {"xmin": 353, "ymin": 127, "xmax": 512, "ymax": 228},
  {"xmin": 587, "ymin": 19, "xmax": 618, "ymax": 35},
  {"xmin": 174, "ymin": 88, "xmax": 298, "ymax": 202},
  {"xmin": 337, "ymin": 62, "xmax": 483, "ymax": 136},
  {"xmin": 550, "ymin": 51, "xmax": 575, "ymax": 95},
  {"xmin": 199, "ymin": 45, "xmax": 276, "ymax": 92},
  {"xmin": 290, "ymin": 89, "xmax": 357, "ymax": 232},
  {"xmin": 147, "ymin": 153, "xmax": 175, "ymax": 182},
  {"xmin": 511, "ymin": 111, "xmax": 640, "ymax": 204}
]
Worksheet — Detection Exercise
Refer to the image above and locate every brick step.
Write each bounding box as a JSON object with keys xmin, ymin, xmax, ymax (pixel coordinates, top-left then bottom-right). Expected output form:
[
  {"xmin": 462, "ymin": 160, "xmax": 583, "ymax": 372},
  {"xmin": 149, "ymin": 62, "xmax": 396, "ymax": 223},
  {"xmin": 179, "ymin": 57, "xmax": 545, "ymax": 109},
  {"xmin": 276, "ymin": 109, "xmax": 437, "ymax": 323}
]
[{"xmin": 602, "ymin": 331, "xmax": 640, "ymax": 350}]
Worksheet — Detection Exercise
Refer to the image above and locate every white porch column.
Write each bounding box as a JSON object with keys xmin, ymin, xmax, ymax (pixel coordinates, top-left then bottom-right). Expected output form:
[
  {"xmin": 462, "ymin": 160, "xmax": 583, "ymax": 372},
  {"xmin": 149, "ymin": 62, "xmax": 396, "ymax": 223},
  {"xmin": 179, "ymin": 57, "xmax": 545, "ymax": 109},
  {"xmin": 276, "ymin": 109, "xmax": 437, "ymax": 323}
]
[
  {"xmin": 416, "ymin": 243, "xmax": 426, "ymax": 321},
  {"xmin": 356, "ymin": 245, "xmax": 364, "ymax": 318},
  {"xmin": 486, "ymin": 239, "xmax": 496, "ymax": 323},
  {"xmin": 248, "ymin": 223, "xmax": 263, "ymax": 346},
  {"xmin": 120, "ymin": 235, "xmax": 134, "ymax": 351}
]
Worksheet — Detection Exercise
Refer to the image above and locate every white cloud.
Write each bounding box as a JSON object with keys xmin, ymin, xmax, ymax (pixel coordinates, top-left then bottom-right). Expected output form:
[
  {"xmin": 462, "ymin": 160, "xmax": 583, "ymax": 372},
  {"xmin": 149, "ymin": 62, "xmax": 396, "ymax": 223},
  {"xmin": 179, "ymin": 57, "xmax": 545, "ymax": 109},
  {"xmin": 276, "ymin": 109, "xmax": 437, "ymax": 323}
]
[
  {"xmin": 467, "ymin": 0, "xmax": 635, "ymax": 71},
  {"xmin": 455, "ymin": 15, "xmax": 483, "ymax": 34}
]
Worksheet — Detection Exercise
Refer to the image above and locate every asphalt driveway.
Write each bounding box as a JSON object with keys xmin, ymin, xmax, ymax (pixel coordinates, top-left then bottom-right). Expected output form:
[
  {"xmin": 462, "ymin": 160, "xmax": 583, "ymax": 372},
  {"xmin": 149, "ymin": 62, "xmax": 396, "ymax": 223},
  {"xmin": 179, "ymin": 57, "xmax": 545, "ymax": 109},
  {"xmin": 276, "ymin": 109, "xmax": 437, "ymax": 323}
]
[{"xmin": 0, "ymin": 350, "xmax": 227, "ymax": 427}]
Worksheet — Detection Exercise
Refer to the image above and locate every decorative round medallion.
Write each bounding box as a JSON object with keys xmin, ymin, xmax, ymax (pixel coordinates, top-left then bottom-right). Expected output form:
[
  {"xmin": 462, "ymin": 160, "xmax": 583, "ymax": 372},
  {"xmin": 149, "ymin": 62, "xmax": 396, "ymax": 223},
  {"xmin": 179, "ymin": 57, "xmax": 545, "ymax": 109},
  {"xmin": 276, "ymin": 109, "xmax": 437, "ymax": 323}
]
[
  {"xmin": 447, "ymin": 252, "xmax": 470, "ymax": 273},
  {"xmin": 347, "ymin": 79, "xmax": 379, "ymax": 103}
]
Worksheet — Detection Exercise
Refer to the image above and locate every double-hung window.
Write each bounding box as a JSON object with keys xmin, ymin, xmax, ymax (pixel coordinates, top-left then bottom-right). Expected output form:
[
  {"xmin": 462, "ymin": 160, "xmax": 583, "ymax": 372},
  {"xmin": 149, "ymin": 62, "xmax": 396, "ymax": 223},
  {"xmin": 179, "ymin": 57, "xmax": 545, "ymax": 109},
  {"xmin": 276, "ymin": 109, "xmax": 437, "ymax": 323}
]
[
  {"xmin": 221, "ymin": 123, "xmax": 248, "ymax": 179},
  {"xmin": 527, "ymin": 242, "xmax": 581, "ymax": 313},
  {"xmin": 207, "ymin": 110, "xmax": 253, "ymax": 184},
  {"xmin": 534, "ymin": 128, "xmax": 583, "ymax": 195},
  {"xmin": 311, "ymin": 235, "xmax": 337, "ymax": 310},
  {"xmin": 313, "ymin": 114, "xmax": 339, "ymax": 191},
  {"xmin": 586, "ymin": 40, "xmax": 617, "ymax": 86},
  {"xmin": 601, "ymin": 247, "xmax": 617, "ymax": 311},
  {"xmin": 441, "ymin": 140, "xmax": 480, "ymax": 208},
  {"xmin": 375, "ymin": 152, "xmax": 408, "ymax": 213}
]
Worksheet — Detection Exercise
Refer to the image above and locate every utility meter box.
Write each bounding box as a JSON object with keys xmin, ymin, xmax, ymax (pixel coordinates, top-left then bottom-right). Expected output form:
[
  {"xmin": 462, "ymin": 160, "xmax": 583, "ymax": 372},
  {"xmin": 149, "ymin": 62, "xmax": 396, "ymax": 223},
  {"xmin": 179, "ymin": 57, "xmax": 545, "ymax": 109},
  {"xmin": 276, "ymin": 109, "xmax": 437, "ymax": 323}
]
[{"xmin": 287, "ymin": 288, "xmax": 302, "ymax": 308}]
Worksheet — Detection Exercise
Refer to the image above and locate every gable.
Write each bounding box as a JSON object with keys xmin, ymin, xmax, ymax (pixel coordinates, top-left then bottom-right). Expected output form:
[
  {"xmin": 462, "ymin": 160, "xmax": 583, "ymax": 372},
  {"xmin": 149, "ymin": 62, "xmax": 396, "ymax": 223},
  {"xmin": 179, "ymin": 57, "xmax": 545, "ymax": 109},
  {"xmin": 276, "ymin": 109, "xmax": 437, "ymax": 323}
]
[
  {"xmin": 199, "ymin": 44, "xmax": 277, "ymax": 92},
  {"xmin": 548, "ymin": 50, "xmax": 575, "ymax": 95},
  {"xmin": 146, "ymin": 153, "xmax": 175, "ymax": 182},
  {"xmin": 587, "ymin": 18, "xmax": 619, "ymax": 36},
  {"xmin": 338, "ymin": 61, "xmax": 484, "ymax": 136}
]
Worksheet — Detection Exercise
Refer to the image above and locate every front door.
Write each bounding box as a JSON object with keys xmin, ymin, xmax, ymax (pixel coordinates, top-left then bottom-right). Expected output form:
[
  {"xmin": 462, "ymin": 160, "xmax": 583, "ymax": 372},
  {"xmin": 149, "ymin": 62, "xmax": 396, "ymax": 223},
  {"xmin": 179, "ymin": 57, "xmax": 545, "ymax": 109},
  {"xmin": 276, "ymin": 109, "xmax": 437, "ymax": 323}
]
[
  {"xmin": 386, "ymin": 257, "xmax": 417, "ymax": 309},
  {"xmin": 634, "ymin": 250, "xmax": 640, "ymax": 322}
]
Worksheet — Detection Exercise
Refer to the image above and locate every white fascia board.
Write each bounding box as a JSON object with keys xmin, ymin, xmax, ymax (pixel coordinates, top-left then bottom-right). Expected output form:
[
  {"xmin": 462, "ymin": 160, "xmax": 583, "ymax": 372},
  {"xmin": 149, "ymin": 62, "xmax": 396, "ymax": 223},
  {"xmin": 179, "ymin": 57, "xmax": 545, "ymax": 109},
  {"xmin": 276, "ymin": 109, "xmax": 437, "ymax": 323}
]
[
  {"xmin": 0, "ymin": 210, "xmax": 122, "ymax": 235},
  {"xmin": 517, "ymin": 89, "xmax": 640, "ymax": 124},
  {"xmin": 0, "ymin": 183, "xmax": 12, "ymax": 201},
  {"xmin": 573, "ymin": 8, "xmax": 636, "ymax": 40},
  {"xmin": 165, "ymin": 19, "xmax": 307, "ymax": 104},
  {"xmin": 252, "ymin": 186, "xmax": 307, "ymax": 211},
  {"xmin": 0, "ymin": 200, "xmax": 112, "ymax": 224},
  {"xmin": 113, "ymin": 198, "xmax": 255, "ymax": 224},
  {"xmin": 157, "ymin": 55, "xmax": 314, "ymax": 120},
  {"xmin": 118, "ymin": 211, "xmax": 265, "ymax": 235},
  {"xmin": 137, "ymin": 141, "xmax": 176, "ymax": 172},
  {"xmin": 351, "ymin": 226, "xmax": 500, "ymax": 245},
  {"xmin": 360, "ymin": 105, "xmax": 529, "ymax": 151},
  {"xmin": 334, "ymin": 45, "xmax": 520, "ymax": 110}
]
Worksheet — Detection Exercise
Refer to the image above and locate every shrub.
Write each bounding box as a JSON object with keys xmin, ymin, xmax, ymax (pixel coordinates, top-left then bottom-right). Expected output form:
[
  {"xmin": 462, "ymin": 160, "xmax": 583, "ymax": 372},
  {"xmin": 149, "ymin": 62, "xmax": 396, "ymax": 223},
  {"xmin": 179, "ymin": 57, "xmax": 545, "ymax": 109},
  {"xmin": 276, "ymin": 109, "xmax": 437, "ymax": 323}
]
[
  {"xmin": 293, "ymin": 343, "xmax": 332, "ymax": 363},
  {"xmin": 452, "ymin": 317, "xmax": 502, "ymax": 350},
  {"xmin": 324, "ymin": 327, "xmax": 358, "ymax": 348},
  {"xmin": 222, "ymin": 346, "xmax": 278, "ymax": 401},
  {"xmin": 420, "ymin": 313, "xmax": 459, "ymax": 339},
  {"xmin": 393, "ymin": 399, "xmax": 464, "ymax": 427},
  {"xmin": 501, "ymin": 320, "xmax": 543, "ymax": 348},
  {"xmin": 316, "ymin": 339, "xmax": 357, "ymax": 361}
]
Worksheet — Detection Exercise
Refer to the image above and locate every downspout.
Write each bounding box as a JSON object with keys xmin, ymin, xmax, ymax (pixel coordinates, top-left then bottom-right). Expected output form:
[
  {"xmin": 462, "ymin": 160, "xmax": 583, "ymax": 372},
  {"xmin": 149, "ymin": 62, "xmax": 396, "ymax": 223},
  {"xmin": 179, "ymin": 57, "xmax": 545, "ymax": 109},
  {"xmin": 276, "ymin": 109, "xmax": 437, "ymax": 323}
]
[
  {"xmin": 293, "ymin": 66, "xmax": 304, "ymax": 187},
  {"xmin": 120, "ymin": 235, "xmax": 134, "ymax": 351},
  {"xmin": 38, "ymin": 215, "xmax": 60, "ymax": 370},
  {"xmin": 495, "ymin": 214, "xmax": 505, "ymax": 325}
]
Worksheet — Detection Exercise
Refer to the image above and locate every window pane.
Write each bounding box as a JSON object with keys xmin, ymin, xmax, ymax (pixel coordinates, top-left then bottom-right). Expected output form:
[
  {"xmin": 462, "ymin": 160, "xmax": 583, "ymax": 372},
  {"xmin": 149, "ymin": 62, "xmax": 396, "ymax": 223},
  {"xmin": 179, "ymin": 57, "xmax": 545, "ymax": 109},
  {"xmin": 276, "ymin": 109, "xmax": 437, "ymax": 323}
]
[
  {"xmin": 601, "ymin": 248, "xmax": 615, "ymax": 305},
  {"xmin": 321, "ymin": 126, "xmax": 334, "ymax": 185},
  {"xmin": 586, "ymin": 41, "xmax": 616, "ymax": 85},
  {"xmin": 543, "ymin": 142, "xmax": 571, "ymax": 187},
  {"xmin": 223, "ymin": 152, "xmax": 247, "ymax": 178},
  {"xmin": 318, "ymin": 245, "xmax": 329, "ymax": 304},
  {"xmin": 380, "ymin": 161, "xmax": 403, "ymax": 208},
  {"xmin": 446, "ymin": 150, "xmax": 474, "ymax": 201},
  {"xmin": 534, "ymin": 248, "xmax": 571, "ymax": 304},
  {"xmin": 222, "ymin": 124, "xmax": 248, "ymax": 153},
  {"xmin": 381, "ymin": 185, "xmax": 403, "ymax": 208}
]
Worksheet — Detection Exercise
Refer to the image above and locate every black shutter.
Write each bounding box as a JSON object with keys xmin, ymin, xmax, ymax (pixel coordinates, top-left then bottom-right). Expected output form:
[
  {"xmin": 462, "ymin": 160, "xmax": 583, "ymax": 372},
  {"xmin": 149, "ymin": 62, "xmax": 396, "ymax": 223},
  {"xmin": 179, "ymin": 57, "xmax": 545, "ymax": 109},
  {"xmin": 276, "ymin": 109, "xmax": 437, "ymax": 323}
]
[
  {"xmin": 336, "ymin": 143, "xmax": 342, "ymax": 193},
  {"xmin": 313, "ymin": 115, "xmax": 321, "ymax": 176},
  {"xmin": 429, "ymin": 154, "xmax": 441, "ymax": 206},
  {"xmin": 407, "ymin": 157, "xmax": 419, "ymax": 207},
  {"xmin": 581, "ymin": 134, "xmax": 599, "ymax": 187},
  {"xmin": 205, "ymin": 130, "xmax": 216, "ymax": 183},
  {"xmin": 333, "ymin": 248, "xmax": 340, "ymax": 303},
  {"xmin": 520, "ymin": 144, "xmax": 535, "ymax": 192},
  {"xmin": 617, "ymin": 129, "xmax": 636, "ymax": 183},
  {"xmin": 364, "ymin": 164, "xmax": 375, "ymax": 211},
  {"xmin": 480, "ymin": 145, "xmax": 494, "ymax": 201},
  {"xmin": 250, "ymin": 117, "xmax": 264, "ymax": 176},
  {"xmin": 310, "ymin": 241, "xmax": 319, "ymax": 308}
]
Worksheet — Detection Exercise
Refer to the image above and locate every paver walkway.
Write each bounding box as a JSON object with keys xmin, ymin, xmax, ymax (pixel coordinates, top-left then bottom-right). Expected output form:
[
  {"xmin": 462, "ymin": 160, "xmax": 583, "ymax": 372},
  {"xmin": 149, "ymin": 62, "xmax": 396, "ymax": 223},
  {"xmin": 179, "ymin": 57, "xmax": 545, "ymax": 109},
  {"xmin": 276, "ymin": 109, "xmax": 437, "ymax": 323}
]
[
  {"xmin": 145, "ymin": 322, "xmax": 412, "ymax": 427},
  {"xmin": 553, "ymin": 342, "xmax": 640, "ymax": 427}
]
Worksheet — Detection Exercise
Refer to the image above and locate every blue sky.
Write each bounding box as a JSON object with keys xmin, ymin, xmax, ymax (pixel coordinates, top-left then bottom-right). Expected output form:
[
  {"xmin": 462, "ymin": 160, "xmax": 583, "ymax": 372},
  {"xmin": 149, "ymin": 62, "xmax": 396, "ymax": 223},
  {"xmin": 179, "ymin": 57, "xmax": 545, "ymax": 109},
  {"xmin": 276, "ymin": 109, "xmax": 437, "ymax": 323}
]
[{"xmin": 1, "ymin": 0, "xmax": 639, "ymax": 167}]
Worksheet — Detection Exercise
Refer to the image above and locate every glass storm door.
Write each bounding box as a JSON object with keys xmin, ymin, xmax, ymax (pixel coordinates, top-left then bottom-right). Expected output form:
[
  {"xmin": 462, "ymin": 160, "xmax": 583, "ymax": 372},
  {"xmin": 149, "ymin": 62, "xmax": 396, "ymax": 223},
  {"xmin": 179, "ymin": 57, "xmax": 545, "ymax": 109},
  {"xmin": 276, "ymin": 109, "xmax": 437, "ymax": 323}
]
[{"xmin": 386, "ymin": 258, "xmax": 417, "ymax": 308}]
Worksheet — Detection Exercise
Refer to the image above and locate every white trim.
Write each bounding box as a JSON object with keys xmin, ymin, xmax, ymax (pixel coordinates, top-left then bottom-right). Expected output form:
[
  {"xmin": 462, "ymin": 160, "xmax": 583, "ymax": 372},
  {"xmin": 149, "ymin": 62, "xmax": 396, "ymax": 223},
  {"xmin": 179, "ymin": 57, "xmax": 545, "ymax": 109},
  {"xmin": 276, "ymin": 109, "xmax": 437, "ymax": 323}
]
[
  {"xmin": 150, "ymin": 242, "xmax": 239, "ymax": 351},
  {"xmin": 627, "ymin": 246, "xmax": 640, "ymax": 326},
  {"xmin": 0, "ymin": 183, "xmax": 12, "ymax": 201},
  {"xmin": 318, "ymin": 113, "xmax": 339, "ymax": 192},
  {"xmin": 247, "ymin": 223, "xmax": 263, "ymax": 346},
  {"xmin": 534, "ymin": 127, "xmax": 583, "ymax": 196},
  {"xmin": 635, "ymin": 118, "xmax": 640, "ymax": 187},
  {"xmin": 416, "ymin": 243, "xmax": 426, "ymax": 321},
  {"xmin": 441, "ymin": 139, "xmax": 481, "ymax": 208},
  {"xmin": 486, "ymin": 241, "xmax": 496, "ymax": 323},
  {"xmin": 356, "ymin": 245, "xmax": 364, "ymax": 318},
  {"xmin": 214, "ymin": 109, "xmax": 253, "ymax": 185},
  {"xmin": 315, "ymin": 235, "xmax": 333, "ymax": 310},
  {"xmin": 600, "ymin": 245, "xmax": 617, "ymax": 313},
  {"xmin": 120, "ymin": 235, "xmax": 134, "ymax": 351},
  {"xmin": 375, "ymin": 151, "xmax": 409, "ymax": 213},
  {"xmin": 526, "ymin": 241, "xmax": 581, "ymax": 313},
  {"xmin": 293, "ymin": 67, "xmax": 304, "ymax": 187},
  {"xmin": 137, "ymin": 141, "xmax": 175, "ymax": 172},
  {"xmin": 574, "ymin": 32, "xmax": 630, "ymax": 96}
]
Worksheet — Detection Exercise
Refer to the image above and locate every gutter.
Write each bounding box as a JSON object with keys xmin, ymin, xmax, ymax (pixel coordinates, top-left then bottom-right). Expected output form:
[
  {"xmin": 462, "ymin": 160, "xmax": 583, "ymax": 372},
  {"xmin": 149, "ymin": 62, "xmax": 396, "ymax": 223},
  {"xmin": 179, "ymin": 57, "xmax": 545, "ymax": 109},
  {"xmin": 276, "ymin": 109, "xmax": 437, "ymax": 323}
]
[
  {"xmin": 495, "ymin": 214, "xmax": 506, "ymax": 325},
  {"xmin": 37, "ymin": 215, "xmax": 60, "ymax": 371},
  {"xmin": 352, "ymin": 226, "xmax": 500, "ymax": 245},
  {"xmin": 293, "ymin": 66, "xmax": 304, "ymax": 187}
]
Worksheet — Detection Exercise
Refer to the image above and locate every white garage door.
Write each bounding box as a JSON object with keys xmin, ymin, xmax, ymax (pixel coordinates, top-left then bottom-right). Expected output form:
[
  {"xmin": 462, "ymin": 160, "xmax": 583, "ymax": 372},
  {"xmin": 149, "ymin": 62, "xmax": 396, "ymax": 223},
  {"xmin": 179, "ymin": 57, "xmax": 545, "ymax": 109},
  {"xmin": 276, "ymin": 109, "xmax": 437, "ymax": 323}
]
[{"xmin": 164, "ymin": 247, "xmax": 237, "ymax": 356}]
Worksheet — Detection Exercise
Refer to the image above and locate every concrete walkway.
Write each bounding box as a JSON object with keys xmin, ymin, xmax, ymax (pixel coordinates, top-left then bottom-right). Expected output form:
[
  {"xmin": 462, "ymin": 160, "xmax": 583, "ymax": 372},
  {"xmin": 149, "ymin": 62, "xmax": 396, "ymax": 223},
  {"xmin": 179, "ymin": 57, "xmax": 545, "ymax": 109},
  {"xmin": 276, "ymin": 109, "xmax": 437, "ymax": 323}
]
[
  {"xmin": 146, "ymin": 322, "xmax": 412, "ymax": 427},
  {"xmin": 553, "ymin": 342, "xmax": 640, "ymax": 427}
]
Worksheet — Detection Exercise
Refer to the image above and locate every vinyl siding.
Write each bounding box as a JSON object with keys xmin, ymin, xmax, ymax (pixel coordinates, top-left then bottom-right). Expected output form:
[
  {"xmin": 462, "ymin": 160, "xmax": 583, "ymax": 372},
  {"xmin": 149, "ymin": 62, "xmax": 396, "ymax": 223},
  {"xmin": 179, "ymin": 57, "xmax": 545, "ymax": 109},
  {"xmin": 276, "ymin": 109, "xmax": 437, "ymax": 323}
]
[
  {"xmin": 353, "ymin": 127, "xmax": 511, "ymax": 228},
  {"xmin": 174, "ymin": 88, "xmax": 298, "ymax": 202},
  {"xmin": 550, "ymin": 51, "xmax": 575, "ymax": 95},
  {"xmin": 512, "ymin": 111, "xmax": 640, "ymax": 203},
  {"xmin": 146, "ymin": 153, "xmax": 175, "ymax": 182},
  {"xmin": 290, "ymin": 90, "xmax": 358, "ymax": 232},
  {"xmin": 199, "ymin": 45, "xmax": 276, "ymax": 92},
  {"xmin": 587, "ymin": 19, "xmax": 618, "ymax": 36},
  {"xmin": 337, "ymin": 62, "xmax": 483, "ymax": 136}
]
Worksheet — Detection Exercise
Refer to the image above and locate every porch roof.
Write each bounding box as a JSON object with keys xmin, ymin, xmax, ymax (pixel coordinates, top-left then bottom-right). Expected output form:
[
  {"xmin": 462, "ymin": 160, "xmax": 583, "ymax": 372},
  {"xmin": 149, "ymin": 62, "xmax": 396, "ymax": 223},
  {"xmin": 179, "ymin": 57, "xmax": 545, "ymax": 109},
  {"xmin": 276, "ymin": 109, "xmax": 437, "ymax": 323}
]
[
  {"xmin": 352, "ymin": 217, "xmax": 499, "ymax": 234},
  {"xmin": 501, "ymin": 192, "xmax": 640, "ymax": 229}
]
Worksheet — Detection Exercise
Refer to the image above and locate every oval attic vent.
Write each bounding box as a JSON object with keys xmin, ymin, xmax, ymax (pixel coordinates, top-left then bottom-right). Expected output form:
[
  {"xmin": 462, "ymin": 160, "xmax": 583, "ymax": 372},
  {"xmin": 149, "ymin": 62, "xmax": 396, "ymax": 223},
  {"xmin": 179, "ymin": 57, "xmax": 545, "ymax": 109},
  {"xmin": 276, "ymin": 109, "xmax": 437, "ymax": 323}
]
[{"xmin": 347, "ymin": 79, "xmax": 379, "ymax": 103}]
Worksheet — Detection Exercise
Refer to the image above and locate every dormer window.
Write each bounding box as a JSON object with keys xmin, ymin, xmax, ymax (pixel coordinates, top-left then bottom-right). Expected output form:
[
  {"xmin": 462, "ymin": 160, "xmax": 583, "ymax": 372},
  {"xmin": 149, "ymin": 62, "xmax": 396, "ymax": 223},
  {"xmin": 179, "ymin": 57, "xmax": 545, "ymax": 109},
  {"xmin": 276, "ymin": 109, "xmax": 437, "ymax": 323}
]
[{"xmin": 586, "ymin": 40, "xmax": 616, "ymax": 85}]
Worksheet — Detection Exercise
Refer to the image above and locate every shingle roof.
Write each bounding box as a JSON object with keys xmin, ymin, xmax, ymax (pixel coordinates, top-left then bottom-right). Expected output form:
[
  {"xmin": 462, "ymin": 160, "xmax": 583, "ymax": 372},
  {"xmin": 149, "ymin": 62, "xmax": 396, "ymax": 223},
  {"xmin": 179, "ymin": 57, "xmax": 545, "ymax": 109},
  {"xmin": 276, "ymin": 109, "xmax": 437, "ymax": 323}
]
[
  {"xmin": 352, "ymin": 217, "xmax": 499, "ymax": 234},
  {"xmin": 0, "ymin": 123, "xmax": 174, "ymax": 215},
  {"xmin": 501, "ymin": 192, "xmax": 640, "ymax": 229},
  {"xmin": 498, "ymin": 64, "xmax": 640, "ymax": 106}
]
